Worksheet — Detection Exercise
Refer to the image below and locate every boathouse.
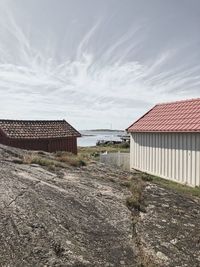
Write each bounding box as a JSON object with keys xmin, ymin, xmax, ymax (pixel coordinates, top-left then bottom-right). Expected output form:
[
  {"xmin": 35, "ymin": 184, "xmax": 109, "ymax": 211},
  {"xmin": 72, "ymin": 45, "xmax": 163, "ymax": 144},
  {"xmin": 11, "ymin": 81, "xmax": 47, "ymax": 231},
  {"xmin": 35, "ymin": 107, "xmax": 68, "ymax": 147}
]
[
  {"xmin": 0, "ymin": 120, "xmax": 81, "ymax": 154},
  {"xmin": 127, "ymin": 98, "xmax": 200, "ymax": 187}
]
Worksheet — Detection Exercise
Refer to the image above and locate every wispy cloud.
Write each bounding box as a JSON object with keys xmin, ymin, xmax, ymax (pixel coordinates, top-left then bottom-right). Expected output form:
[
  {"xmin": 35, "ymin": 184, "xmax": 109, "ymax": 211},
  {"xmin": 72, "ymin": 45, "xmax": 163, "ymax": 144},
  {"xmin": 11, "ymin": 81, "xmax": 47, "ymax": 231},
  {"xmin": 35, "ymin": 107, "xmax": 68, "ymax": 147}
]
[{"xmin": 0, "ymin": 0, "xmax": 199, "ymax": 129}]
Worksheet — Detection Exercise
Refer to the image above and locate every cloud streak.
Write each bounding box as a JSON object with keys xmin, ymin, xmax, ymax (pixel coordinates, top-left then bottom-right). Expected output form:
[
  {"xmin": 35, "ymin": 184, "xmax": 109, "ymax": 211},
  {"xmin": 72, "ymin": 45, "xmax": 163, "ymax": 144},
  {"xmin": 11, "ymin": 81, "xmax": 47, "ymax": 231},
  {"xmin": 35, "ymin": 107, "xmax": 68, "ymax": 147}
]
[{"xmin": 0, "ymin": 0, "xmax": 199, "ymax": 129}]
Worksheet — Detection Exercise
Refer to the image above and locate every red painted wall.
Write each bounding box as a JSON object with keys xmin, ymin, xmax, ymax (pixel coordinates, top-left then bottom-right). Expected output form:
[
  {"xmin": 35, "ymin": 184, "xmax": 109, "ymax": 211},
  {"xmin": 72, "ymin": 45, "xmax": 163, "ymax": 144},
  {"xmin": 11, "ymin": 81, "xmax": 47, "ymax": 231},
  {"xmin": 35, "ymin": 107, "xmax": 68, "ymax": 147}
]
[{"xmin": 0, "ymin": 136, "xmax": 78, "ymax": 154}]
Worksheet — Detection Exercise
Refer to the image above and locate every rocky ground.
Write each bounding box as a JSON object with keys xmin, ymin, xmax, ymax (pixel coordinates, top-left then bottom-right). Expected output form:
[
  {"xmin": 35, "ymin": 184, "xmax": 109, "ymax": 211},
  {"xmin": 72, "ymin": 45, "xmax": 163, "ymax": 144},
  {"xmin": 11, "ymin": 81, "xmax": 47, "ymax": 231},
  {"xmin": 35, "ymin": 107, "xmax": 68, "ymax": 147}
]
[
  {"xmin": 0, "ymin": 145, "xmax": 200, "ymax": 267},
  {"xmin": 136, "ymin": 183, "xmax": 200, "ymax": 267}
]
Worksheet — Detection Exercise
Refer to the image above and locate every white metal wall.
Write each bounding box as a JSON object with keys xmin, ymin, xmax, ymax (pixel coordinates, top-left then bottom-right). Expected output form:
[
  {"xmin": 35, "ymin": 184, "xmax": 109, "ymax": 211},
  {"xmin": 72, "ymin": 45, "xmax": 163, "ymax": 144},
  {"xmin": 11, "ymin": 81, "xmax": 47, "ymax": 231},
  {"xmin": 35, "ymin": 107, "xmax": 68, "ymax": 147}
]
[{"xmin": 130, "ymin": 132, "xmax": 200, "ymax": 187}]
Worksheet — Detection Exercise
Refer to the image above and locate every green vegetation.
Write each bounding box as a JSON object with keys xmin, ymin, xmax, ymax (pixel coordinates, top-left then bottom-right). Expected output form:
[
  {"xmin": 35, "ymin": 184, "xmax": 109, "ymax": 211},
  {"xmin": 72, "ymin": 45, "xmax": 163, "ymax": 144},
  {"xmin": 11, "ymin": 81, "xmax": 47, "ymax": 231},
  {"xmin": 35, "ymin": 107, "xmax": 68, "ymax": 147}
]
[
  {"xmin": 125, "ymin": 177, "xmax": 145, "ymax": 212},
  {"xmin": 125, "ymin": 171, "xmax": 200, "ymax": 213},
  {"xmin": 78, "ymin": 144, "xmax": 130, "ymax": 162},
  {"xmin": 96, "ymin": 141, "xmax": 130, "ymax": 149},
  {"xmin": 17, "ymin": 144, "xmax": 130, "ymax": 170},
  {"xmin": 78, "ymin": 145, "xmax": 146, "ymax": 212},
  {"xmin": 55, "ymin": 151, "xmax": 86, "ymax": 167},
  {"xmin": 23, "ymin": 154, "xmax": 63, "ymax": 169},
  {"xmin": 19, "ymin": 144, "xmax": 130, "ymax": 170},
  {"xmin": 12, "ymin": 159, "xmax": 24, "ymax": 164},
  {"xmin": 142, "ymin": 173, "xmax": 200, "ymax": 198},
  {"xmin": 30, "ymin": 157, "xmax": 56, "ymax": 167},
  {"xmin": 22, "ymin": 151, "xmax": 86, "ymax": 170}
]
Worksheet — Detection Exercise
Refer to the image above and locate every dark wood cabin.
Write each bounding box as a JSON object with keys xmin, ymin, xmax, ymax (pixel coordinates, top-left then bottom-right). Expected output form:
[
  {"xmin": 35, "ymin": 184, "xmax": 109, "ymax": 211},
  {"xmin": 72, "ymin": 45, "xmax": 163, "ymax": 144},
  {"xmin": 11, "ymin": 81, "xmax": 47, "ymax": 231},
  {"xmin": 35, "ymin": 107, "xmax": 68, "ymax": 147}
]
[{"xmin": 0, "ymin": 120, "xmax": 81, "ymax": 154}]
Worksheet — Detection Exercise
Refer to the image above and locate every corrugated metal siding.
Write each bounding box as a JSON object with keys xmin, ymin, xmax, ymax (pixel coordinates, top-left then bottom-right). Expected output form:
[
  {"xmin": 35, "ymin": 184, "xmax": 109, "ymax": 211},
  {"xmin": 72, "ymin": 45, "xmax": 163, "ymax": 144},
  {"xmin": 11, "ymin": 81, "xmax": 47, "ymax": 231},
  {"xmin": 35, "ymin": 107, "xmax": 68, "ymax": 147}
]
[
  {"xmin": 0, "ymin": 136, "xmax": 78, "ymax": 154},
  {"xmin": 130, "ymin": 133, "xmax": 200, "ymax": 187}
]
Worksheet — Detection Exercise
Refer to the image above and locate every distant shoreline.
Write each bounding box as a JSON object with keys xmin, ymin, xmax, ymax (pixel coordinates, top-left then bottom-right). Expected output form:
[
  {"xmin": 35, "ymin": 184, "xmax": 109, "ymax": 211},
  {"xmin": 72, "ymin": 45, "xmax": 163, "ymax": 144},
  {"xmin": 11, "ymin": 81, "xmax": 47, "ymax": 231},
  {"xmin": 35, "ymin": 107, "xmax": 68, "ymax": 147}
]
[
  {"xmin": 80, "ymin": 129, "xmax": 124, "ymax": 132},
  {"xmin": 78, "ymin": 129, "xmax": 125, "ymax": 146},
  {"xmin": 81, "ymin": 134, "xmax": 95, "ymax": 137}
]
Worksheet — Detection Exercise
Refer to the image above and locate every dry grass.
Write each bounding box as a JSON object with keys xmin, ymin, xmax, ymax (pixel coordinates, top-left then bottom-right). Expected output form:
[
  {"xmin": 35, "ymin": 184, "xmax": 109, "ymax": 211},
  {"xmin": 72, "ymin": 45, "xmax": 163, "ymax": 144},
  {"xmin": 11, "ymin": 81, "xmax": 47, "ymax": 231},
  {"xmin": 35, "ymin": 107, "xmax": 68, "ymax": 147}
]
[
  {"xmin": 78, "ymin": 145, "xmax": 130, "ymax": 162},
  {"xmin": 55, "ymin": 151, "xmax": 86, "ymax": 167},
  {"xmin": 148, "ymin": 174, "xmax": 200, "ymax": 198},
  {"xmin": 125, "ymin": 177, "xmax": 145, "ymax": 212},
  {"xmin": 22, "ymin": 154, "xmax": 60, "ymax": 169},
  {"xmin": 12, "ymin": 159, "xmax": 24, "ymax": 164},
  {"xmin": 22, "ymin": 151, "xmax": 86, "ymax": 169}
]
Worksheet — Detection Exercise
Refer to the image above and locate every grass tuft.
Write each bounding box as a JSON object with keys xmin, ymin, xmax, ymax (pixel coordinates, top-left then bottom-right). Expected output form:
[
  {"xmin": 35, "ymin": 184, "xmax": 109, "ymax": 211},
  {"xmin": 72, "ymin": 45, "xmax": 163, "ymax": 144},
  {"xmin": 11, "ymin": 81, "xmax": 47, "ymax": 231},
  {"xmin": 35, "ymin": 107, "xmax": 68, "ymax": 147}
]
[
  {"xmin": 55, "ymin": 152, "xmax": 86, "ymax": 167},
  {"xmin": 150, "ymin": 175, "xmax": 200, "ymax": 198},
  {"xmin": 141, "ymin": 173, "xmax": 153, "ymax": 182},
  {"xmin": 12, "ymin": 159, "xmax": 23, "ymax": 164},
  {"xmin": 78, "ymin": 145, "xmax": 130, "ymax": 162},
  {"xmin": 23, "ymin": 154, "xmax": 63, "ymax": 169},
  {"xmin": 125, "ymin": 178, "xmax": 145, "ymax": 212},
  {"xmin": 31, "ymin": 157, "xmax": 55, "ymax": 167},
  {"xmin": 22, "ymin": 151, "xmax": 86, "ymax": 169}
]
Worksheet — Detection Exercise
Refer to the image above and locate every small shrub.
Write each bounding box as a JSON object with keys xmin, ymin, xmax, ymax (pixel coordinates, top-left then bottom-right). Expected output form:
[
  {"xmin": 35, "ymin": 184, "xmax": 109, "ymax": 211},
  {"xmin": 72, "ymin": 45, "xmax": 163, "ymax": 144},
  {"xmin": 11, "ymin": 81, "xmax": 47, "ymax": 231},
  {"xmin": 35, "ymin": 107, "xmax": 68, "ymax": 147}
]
[
  {"xmin": 78, "ymin": 145, "xmax": 129, "ymax": 162},
  {"xmin": 141, "ymin": 173, "xmax": 153, "ymax": 182},
  {"xmin": 62, "ymin": 157, "xmax": 86, "ymax": 167},
  {"xmin": 47, "ymin": 164, "xmax": 56, "ymax": 172},
  {"xmin": 55, "ymin": 151, "xmax": 63, "ymax": 157},
  {"xmin": 78, "ymin": 159, "xmax": 86, "ymax": 166},
  {"xmin": 118, "ymin": 142, "xmax": 130, "ymax": 149},
  {"xmin": 91, "ymin": 152, "xmax": 100, "ymax": 158},
  {"xmin": 31, "ymin": 157, "xmax": 55, "ymax": 167},
  {"xmin": 126, "ymin": 178, "xmax": 145, "ymax": 212},
  {"xmin": 120, "ymin": 181, "xmax": 132, "ymax": 188},
  {"xmin": 22, "ymin": 154, "xmax": 57, "ymax": 170},
  {"xmin": 56, "ymin": 152, "xmax": 86, "ymax": 167},
  {"xmin": 12, "ymin": 159, "xmax": 23, "ymax": 164},
  {"xmin": 23, "ymin": 151, "xmax": 86, "ymax": 169},
  {"xmin": 23, "ymin": 154, "xmax": 34, "ymax": 164},
  {"xmin": 126, "ymin": 195, "xmax": 141, "ymax": 210},
  {"xmin": 37, "ymin": 151, "xmax": 46, "ymax": 155}
]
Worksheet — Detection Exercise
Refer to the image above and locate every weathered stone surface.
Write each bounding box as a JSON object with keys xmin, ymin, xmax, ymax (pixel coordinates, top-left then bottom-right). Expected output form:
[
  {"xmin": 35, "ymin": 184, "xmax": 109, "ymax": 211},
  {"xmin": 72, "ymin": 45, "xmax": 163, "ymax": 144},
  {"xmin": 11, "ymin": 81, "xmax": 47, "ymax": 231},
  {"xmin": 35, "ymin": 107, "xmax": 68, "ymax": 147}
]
[
  {"xmin": 136, "ymin": 183, "xmax": 200, "ymax": 267},
  {"xmin": 0, "ymin": 145, "xmax": 136, "ymax": 267},
  {"xmin": 0, "ymin": 144, "xmax": 200, "ymax": 267}
]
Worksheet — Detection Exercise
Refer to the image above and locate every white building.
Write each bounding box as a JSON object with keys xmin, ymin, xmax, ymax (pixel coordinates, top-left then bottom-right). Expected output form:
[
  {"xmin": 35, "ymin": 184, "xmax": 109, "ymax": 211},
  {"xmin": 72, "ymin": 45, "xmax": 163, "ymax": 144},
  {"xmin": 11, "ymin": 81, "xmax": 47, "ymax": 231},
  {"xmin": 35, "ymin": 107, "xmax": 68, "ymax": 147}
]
[{"xmin": 127, "ymin": 98, "xmax": 200, "ymax": 187}]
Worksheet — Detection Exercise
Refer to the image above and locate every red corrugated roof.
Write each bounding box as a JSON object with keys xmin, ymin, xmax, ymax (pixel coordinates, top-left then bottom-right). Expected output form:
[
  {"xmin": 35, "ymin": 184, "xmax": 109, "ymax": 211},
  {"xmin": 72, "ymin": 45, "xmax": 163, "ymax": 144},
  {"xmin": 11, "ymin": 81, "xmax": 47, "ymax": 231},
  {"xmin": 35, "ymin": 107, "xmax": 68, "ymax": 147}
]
[
  {"xmin": 127, "ymin": 98, "xmax": 200, "ymax": 132},
  {"xmin": 0, "ymin": 120, "xmax": 81, "ymax": 139}
]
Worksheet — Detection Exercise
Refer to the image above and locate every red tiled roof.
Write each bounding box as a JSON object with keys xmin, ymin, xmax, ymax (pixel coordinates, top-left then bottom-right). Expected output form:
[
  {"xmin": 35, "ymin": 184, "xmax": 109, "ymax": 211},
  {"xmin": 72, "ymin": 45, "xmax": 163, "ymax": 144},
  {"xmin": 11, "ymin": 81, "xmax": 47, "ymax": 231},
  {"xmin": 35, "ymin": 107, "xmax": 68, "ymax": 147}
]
[
  {"xmin": 127, "ymin": 98, "xmax": 200, "ymax": 133},
  {"xmin": 0, "ymin": 120, "xmax": 81, "ymax": 139}
]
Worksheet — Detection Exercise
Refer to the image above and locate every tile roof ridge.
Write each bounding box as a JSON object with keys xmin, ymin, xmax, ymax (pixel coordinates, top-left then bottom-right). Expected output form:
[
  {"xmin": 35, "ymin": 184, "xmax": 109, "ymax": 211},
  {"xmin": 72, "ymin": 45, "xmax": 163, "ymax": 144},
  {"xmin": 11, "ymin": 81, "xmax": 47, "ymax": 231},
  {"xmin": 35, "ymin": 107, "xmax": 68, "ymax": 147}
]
[
  {"xmin": 0, "ymin": 119, "xmax": 66, "ymax": 123},
  {"xmin": 126, "ymin": 104, "xmax": 158, "ymax": 131},
  {"xmin": 126, "ymin": 97, "xmax": 200, "ymax": 133},
  {"xmin": 156, "ymin": 97, "xmax": 200, "ymax": 106},
  {"xmin": 0, "ymin": 119, "xmax": 81, "ymax": 138}
]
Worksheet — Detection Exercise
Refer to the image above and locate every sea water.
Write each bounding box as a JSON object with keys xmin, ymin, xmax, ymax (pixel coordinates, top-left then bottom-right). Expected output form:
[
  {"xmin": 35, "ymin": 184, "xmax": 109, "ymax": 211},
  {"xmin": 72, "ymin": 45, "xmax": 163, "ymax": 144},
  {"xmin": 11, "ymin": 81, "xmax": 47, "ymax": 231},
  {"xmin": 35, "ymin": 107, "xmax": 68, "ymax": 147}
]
[{"xmin": 78, "ymin": 130, "xmax": 125, "ymax": 147}]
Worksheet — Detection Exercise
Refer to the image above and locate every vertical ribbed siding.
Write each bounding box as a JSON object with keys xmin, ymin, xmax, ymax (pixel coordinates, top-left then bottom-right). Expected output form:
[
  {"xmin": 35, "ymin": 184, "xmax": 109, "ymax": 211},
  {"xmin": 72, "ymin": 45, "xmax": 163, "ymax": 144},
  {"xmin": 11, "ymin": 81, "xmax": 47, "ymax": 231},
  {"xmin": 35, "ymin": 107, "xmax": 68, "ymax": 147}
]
[
  {"xmin": 0, "ymin": 137, "xmax": 78, "ymax": 154},
  {"xmin": 130, "ymin": 132, "xmax": 200, "ymax": 187}
]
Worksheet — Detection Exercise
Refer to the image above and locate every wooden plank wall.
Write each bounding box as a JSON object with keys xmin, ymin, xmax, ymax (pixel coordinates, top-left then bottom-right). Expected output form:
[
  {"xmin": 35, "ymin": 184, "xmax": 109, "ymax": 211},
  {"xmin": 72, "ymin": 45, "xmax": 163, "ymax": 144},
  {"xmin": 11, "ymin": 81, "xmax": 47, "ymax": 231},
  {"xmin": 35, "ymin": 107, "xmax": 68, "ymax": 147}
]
[{"xmin": 0, "ymin": 136, "xmax": 78, "ymax": 154}]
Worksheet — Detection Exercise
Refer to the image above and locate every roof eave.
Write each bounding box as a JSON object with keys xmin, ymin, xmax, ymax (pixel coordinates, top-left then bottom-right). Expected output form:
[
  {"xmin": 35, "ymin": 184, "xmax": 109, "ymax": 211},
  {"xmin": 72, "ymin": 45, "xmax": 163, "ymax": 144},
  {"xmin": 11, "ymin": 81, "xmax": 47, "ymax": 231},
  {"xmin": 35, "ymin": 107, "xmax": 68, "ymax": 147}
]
[
  {"xmin": 128, "ymin": 130, "xmax": 200, "ymax": 133},
  {"xmin": 126, "ymin": 104, "xmax": 158, "ymax": 132},
  {"xmin": 6, "ymin": 134, "xmax": 82, "ymax": 140}
]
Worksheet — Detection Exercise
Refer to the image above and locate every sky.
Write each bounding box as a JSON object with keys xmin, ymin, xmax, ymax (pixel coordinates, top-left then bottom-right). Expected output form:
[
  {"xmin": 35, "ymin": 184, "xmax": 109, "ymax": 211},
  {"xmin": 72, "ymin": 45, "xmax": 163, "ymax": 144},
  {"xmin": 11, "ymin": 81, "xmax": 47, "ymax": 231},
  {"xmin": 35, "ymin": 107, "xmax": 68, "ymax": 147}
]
[{"xmin": 0, "ymin": 0, "xmax": 200, "ymax": 130}]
